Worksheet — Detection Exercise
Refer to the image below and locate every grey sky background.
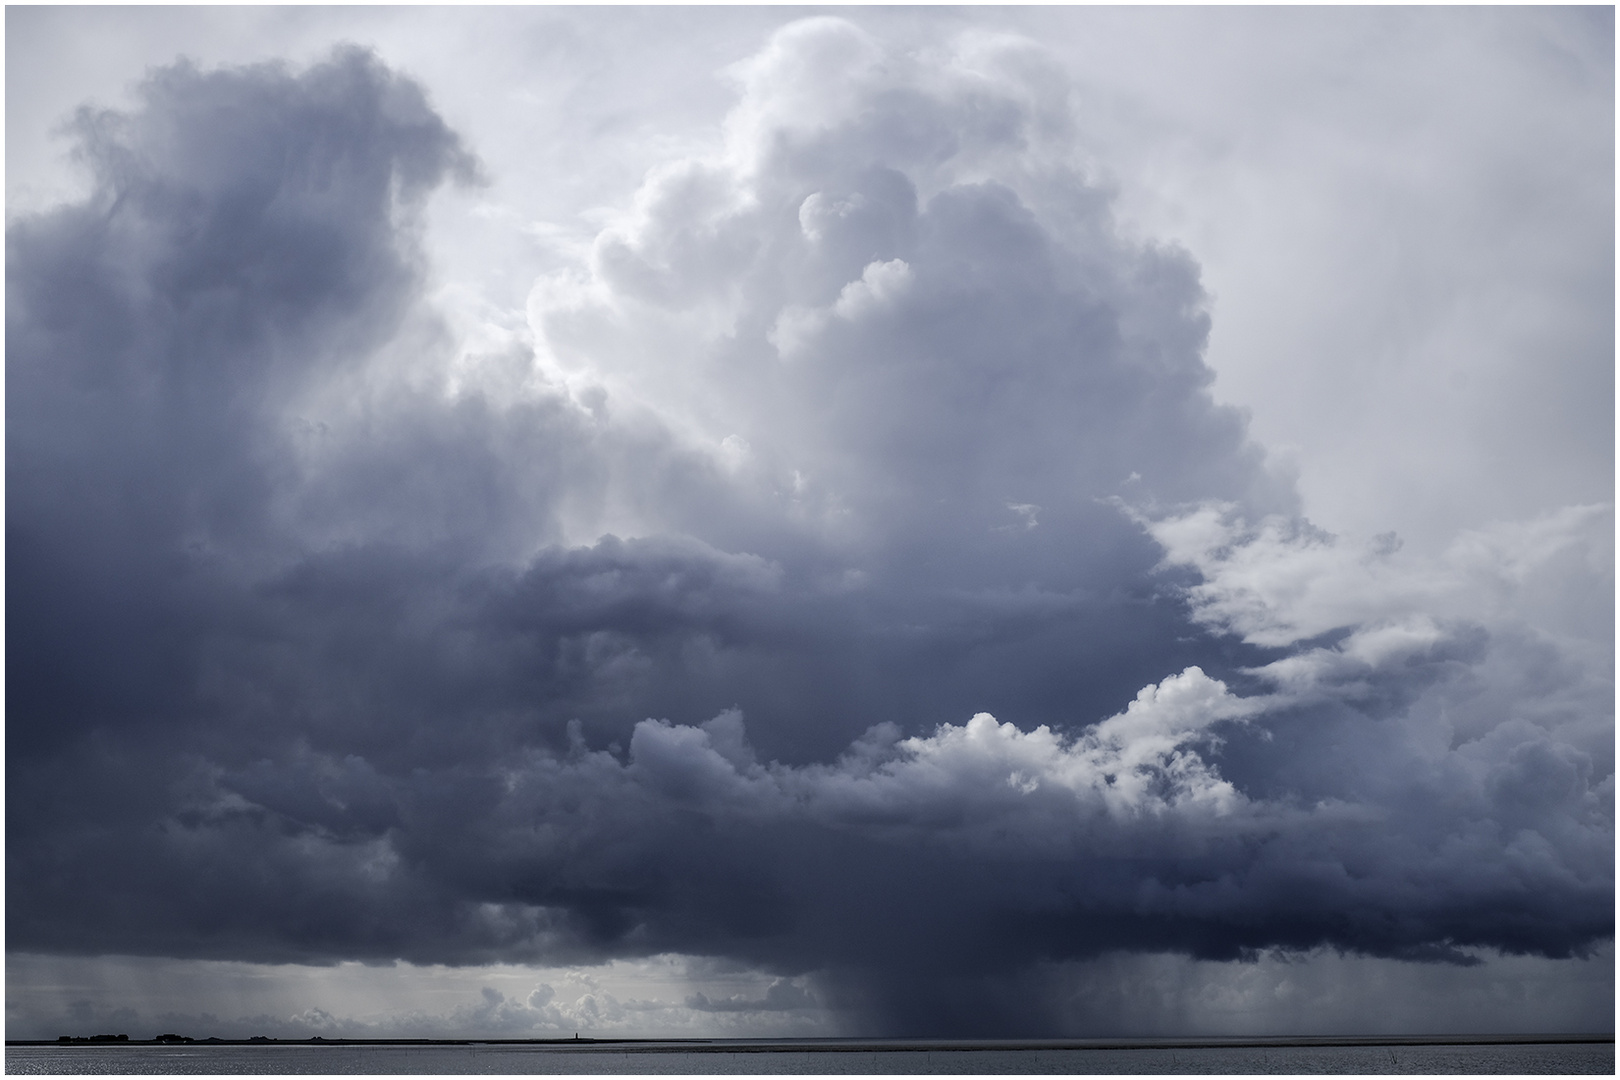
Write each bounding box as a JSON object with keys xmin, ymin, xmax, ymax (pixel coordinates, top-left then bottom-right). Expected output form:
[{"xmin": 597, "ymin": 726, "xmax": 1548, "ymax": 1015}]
[{"xmin": 5, "ymin": 7, "xmax": 1612, "ymax": 1039}]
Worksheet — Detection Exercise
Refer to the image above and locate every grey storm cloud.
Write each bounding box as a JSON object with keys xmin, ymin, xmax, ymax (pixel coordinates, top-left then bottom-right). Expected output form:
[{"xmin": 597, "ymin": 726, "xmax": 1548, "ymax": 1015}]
[{"xmin": 7, "ymin": 21, "xmax": 1611, "ymax": 1037}]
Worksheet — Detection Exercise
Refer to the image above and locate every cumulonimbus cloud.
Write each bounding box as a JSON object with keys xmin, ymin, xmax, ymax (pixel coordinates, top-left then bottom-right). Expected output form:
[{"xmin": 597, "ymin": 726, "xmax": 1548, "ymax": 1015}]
[{"xmin": 6, "ymin": 20, "xmax": 1610, "ymax": 1037}]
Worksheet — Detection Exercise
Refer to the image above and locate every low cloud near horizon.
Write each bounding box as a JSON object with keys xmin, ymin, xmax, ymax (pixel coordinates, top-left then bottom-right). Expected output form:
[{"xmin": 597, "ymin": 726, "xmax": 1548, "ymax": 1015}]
[{"xmin": 6, "ymin": 11, "xmax": 1612, "ymax": 1039}]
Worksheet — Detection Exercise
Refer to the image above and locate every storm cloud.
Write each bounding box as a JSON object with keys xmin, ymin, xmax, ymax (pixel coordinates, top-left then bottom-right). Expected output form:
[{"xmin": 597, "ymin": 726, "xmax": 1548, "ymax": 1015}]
[{"xmin": 7, "ymin": 18, "xmax": 1611, "ymax": 1037}]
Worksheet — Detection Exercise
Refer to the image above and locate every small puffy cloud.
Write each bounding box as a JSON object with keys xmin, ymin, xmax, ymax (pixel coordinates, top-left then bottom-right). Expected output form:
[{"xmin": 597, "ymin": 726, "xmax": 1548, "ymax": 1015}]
[
  {"xmin": 831, "ymin": 258, "xmax": 914, "ymax": 320},
  {"xmin": 768, "ymin": 258, "xmax": 913, "ymax": 358},
  {"xmin": 771, "ymin": 666, "xmax": 1254, "ymax": 833}
]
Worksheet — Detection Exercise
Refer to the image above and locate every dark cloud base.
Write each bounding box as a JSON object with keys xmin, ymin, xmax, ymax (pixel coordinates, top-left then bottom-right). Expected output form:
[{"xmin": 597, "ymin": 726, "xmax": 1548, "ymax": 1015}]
[{"xmin": 7, "ymin": 36, "xmax": 1611, "ymax": 1037}]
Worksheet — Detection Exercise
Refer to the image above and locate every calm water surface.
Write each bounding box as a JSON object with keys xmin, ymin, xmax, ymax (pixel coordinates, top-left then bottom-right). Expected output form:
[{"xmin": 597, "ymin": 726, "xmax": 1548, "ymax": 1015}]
[{"xmin": 6, "ymin": 1041, "xmax": 1613, "ymax": 1074}]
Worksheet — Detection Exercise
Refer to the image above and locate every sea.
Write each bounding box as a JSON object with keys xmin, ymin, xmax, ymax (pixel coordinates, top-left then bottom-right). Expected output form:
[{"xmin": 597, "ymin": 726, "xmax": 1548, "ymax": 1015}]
[{"xmin": 5, "ymin": 1037, "xmax": 1613, "ymax": 1075}]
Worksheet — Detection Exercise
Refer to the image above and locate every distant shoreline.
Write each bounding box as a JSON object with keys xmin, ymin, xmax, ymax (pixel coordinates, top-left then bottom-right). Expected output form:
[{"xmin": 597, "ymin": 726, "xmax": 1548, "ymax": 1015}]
[{"xmin": 12, "ymin": 1034, "xmax": 1613, "ymax": 1051}]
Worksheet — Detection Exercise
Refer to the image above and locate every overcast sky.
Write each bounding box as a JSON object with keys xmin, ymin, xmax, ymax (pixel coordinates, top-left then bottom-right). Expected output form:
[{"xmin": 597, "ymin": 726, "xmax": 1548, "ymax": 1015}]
[{"xmin": 6, "ymin": 7, "xmax": 1612, "ymax": 1040}]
